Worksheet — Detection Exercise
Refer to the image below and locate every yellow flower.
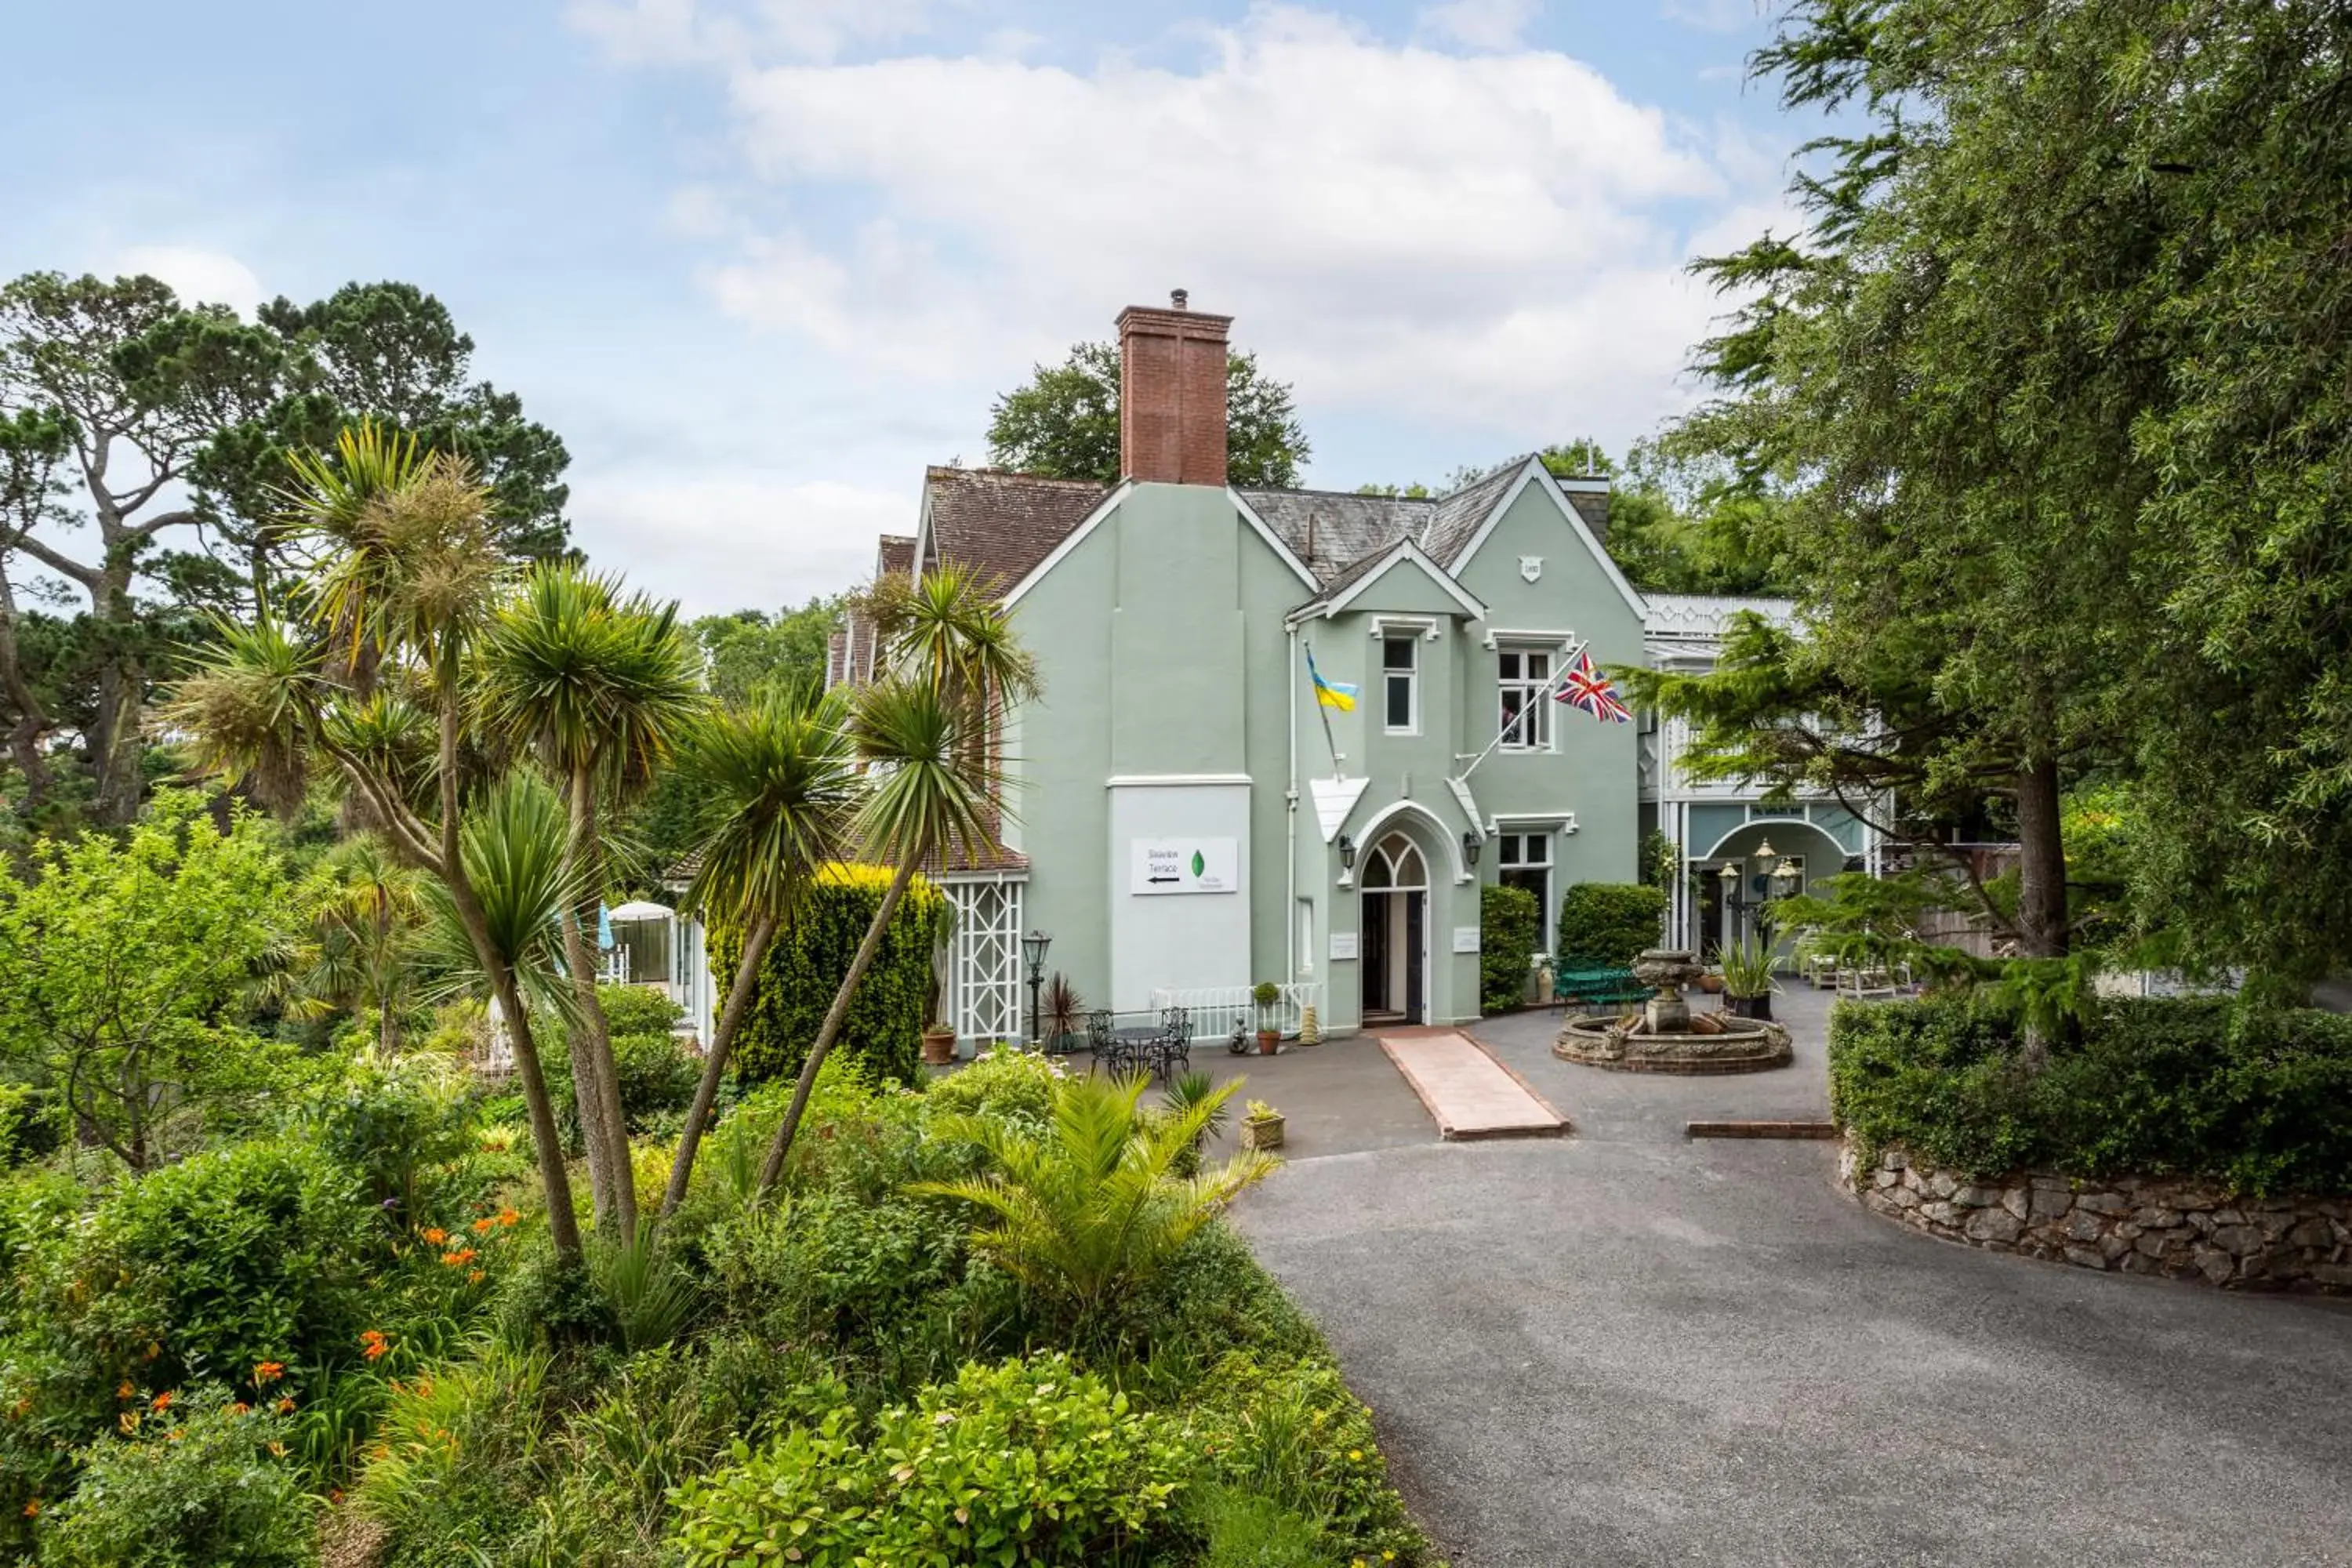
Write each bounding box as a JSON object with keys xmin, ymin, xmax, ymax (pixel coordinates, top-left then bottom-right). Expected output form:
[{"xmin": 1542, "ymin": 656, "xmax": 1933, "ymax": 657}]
[{"xmin": 1348, "ymin": 1449, "xmax": 1363, "ymax": 1461}]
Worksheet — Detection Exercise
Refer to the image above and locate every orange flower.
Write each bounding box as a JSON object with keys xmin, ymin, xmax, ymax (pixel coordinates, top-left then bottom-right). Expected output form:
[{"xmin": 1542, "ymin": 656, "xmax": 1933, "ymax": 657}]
[
  {"xmin": 497, "ymin": 1208, "xmax": 520, "ymax": 1228},
  {"xmin": 471, "ymin": 1216, "xmax": 494, "ymax": 1235},
  {"xmin": 467, "ymin": 1269, "xmax": 485, "ymax": 1284},
  {"xmin": 359, "ymin": 1330, "xmax": 389, "ymax": 1361},
  {"xmin": 232, "ymin": 1402, "xmax": 251, "ymax": 1416},
  {"xmin": 420, "ymin": 1227, "xmax": 447, "ymax": 1245},
  {"xmin": 440, "ymin": 1247, "xmax": 477, "ymax": 1268},
  {"xmin": 150, "ymin": 1391, "xmax": 174, "ymax": 1412},
  {"xmin": 253, "ymin": 1361, "xmax": 285, "ymax": 1385},
  {"xmin": 275, "ymin": 1397, "xmax": 296, "ymax": 1414},
  {"xmin": 22, "ymin": 1500, "xmax": 39, "ymax": 1518},
  {"xmin": 117, "ymin": 1381, "xmax": 134, "ymax": 1400}
]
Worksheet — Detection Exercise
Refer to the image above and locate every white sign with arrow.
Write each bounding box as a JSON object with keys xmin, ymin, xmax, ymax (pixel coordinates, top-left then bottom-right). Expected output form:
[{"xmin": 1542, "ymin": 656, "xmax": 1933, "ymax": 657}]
[{"xmin": 1131, "ymin": 837, "xmax": 1240, "ymax": 895}]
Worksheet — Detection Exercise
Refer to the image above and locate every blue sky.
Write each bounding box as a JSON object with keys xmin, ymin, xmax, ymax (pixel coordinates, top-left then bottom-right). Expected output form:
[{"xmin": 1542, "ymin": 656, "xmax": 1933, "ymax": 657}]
[{"xmin": 4, "ymin": 1, "xmax": 1806, "ymax": 615}]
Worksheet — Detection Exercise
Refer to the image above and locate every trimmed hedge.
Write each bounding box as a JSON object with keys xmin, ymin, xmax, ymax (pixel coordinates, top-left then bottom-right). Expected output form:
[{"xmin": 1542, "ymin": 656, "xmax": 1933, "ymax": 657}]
[
  {"xmin": 1555, "ymin": 882, "xmax": 1666, "ymax": 969},
  {"xmin": 1828, "ymin": 996, "xmax": 2352, "ymax": 1196},
  {"xmin": 1478, "ymin": 883, "xmax": 1541, "ymax": 1015},
  {"xmin": 714, "ymin": 863, "xmax": 951, "ymax": 1087}
]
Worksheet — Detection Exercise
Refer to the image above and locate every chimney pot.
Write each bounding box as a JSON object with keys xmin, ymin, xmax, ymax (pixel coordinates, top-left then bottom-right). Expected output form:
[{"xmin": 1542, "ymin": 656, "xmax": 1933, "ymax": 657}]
[{"xmin": 1116, "ymin": 295, "xmax": 1232, "ymax": 487}]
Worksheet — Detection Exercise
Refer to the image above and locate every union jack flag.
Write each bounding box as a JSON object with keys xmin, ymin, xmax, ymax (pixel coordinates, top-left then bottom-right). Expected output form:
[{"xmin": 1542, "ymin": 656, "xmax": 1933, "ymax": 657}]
[{"xmin": 1553, "ymin": 648, "xmax": 1632, "ymax": 724}]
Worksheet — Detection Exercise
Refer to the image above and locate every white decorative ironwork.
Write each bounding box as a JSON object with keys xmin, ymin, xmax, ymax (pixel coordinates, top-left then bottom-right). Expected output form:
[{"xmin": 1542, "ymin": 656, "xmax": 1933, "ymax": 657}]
[
  {"xmin": 946, "ymin": 877, "xmax": 1024, "ymax": 1047},
  {"xmin": 1147, "ymin": 982, "xmax": 1326, "ymax": 1042}
]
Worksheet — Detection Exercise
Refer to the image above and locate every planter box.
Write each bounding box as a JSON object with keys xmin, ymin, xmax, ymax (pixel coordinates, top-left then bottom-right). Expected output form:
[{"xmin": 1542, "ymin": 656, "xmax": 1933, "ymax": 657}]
[
  {"xmin": 1240, "ymin": 1114, "xmax": 1287, "ymax": 1152},
  {"xmin": 1725, "ymin": 993, "xmax": 1773, "ymax": 1022}
]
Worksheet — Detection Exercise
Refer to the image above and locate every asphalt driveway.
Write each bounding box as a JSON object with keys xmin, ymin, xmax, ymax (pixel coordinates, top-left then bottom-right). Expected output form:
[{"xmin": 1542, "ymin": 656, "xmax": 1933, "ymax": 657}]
[{"xmin": 1229, "ymin": 990, "xmax": 2352, "ymax": 1568}]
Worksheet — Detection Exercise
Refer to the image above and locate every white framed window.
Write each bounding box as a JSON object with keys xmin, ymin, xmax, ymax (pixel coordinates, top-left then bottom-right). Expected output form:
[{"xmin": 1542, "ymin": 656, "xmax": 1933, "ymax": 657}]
[
  {"xmin": 1497, "ymin": 832, "xmax": 1554, "ymax": 948},
  {"xmin": 1497, "ymin": 648, "xmax": 1553, "ymax": 750},
  {"xmin": 1382, "ymin": 635, "xmax": 1418, "ymax": 734}
]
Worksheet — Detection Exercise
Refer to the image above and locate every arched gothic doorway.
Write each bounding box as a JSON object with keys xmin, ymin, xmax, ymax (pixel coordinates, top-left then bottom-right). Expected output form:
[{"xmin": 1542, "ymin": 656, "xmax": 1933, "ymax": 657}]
[{"xmin": 1360, "ymin": 833, "xmax": 1428, "ymax": 1026}]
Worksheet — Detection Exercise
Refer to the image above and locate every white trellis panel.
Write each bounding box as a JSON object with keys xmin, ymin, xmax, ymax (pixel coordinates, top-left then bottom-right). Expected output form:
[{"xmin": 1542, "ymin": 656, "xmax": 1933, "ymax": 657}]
[{"xmin": 946, "ymin": 877, "xmax": 1024, "ymax": 1047}]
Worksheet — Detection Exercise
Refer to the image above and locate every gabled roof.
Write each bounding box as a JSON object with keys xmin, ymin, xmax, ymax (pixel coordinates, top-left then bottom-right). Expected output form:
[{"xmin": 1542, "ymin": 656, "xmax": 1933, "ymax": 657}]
[
  {"xmin": 918, "ymin": 468, "xmax": 1109, "ymax": 593},
  {"xmin": 1287, "ymin": 535, "xmax": 1490, "ymax": 623},
  {"xmin": 1237, "ymin": 456, "xmax": 1609, "ymax": 590},
  {"xmin": 1420, "ymin": 460, "xmax": 1530, "ymax": 564}
]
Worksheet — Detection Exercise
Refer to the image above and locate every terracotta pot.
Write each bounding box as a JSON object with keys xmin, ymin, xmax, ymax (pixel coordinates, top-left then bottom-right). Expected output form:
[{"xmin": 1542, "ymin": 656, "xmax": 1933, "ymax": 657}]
[
  {"xmin": 1696, "ymin": 973, "xmax": 1725, "ymax": 994},
  {"xmin": 920, "ymin": 1028, "xmax": 957, "ymax": 1066},
  {"xmin": 1256, "ymin": 1029, "xmax": 1279, "ymax": 1055}
]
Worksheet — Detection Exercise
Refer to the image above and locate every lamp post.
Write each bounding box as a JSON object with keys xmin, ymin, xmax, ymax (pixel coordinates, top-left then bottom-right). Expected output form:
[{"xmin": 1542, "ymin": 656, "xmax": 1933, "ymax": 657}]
[
  {"xmin": 1717, "ymin": 860, "xmax": 1742, "ymax": 946},
  {"xmin": 1022, "ymin": 929, "xmax": 1051, "ymax": 1051}
]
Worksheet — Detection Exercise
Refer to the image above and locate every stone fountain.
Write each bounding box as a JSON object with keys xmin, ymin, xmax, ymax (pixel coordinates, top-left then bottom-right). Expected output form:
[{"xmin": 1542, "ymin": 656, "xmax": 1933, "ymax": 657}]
[{"xmin": 1553, "ymin": 947, "xmax": 1792, "ymax": 1074}]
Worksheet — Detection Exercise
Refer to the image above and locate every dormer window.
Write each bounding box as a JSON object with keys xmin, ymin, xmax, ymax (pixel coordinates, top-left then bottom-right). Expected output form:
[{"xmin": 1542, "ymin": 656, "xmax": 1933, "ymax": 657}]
[{"xmin": 1382, "ymin": 636, "xmax": 1418, "ymax": 734}]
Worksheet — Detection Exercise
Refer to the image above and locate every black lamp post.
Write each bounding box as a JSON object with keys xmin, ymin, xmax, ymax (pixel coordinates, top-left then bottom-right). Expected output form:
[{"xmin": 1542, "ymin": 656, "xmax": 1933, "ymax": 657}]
[{"xmin": 1022, "ymin": 929, "xmax": 1052, "ymax": 1049}]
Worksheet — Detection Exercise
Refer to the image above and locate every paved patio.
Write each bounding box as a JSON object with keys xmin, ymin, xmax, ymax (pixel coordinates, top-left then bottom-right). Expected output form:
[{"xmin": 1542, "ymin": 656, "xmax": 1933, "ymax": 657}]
[{"xmin": 1221, "ymin": 987, "xmax": 2352, "ymax": 1568}]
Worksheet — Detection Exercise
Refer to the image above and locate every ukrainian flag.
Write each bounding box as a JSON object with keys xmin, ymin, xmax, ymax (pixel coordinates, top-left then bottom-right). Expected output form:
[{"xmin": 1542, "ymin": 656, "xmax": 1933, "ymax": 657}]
[{"xmin": 1305, "ymin": 646, "xmax": 1357, "ymax": 712}]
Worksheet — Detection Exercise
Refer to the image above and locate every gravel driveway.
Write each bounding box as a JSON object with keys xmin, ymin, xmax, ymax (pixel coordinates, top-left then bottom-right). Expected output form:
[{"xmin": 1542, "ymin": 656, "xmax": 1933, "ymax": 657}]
[{"xmin": 1229, "ymin": 991, "xmax": 2352, "ymax": 1568}]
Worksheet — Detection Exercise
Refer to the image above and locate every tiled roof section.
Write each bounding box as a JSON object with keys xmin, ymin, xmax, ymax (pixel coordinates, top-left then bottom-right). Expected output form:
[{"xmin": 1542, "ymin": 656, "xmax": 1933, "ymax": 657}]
[
  {"xmin": 922, "ymin": 467, "xmax": 1108, "ymax": 595},
  {"xmin": 1295, "ymin": 540, "xmax": 1408, "ymax": 608},
  {"xmin": 1563, "ymin": 490, "xmax": 1610, "ymax": 543},
  {"xmin": 826, "ymin": 627, "xmax": 848, "ymax": 688},
  {"xmin": 876, "ymin": 533, "xmax": 916, "ymax": 580},
  {"xmin": 1422, "ymin": 459, "xmax": 1531, "ymax": 565},
  {"xmin": 1236, "ymin": 488, "xmax": 1434, "ymax": 586},
  {"xmin": 928, "ymin": 836, "xmax": 1032, "ymax": 875}
]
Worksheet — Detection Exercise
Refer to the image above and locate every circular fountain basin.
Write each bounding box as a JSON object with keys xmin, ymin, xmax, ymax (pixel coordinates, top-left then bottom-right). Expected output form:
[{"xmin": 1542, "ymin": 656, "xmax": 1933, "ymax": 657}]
[{"xmin": 1553, "ymin": 1012, "xmax": 1793, "ymax": 1074}]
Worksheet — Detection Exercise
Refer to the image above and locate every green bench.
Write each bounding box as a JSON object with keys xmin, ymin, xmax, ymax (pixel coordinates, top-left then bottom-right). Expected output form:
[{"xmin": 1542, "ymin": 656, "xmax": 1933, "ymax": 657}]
[{"xmin": 1553, "ymin": 965, "xmax": 1649, "ymax": 1007}]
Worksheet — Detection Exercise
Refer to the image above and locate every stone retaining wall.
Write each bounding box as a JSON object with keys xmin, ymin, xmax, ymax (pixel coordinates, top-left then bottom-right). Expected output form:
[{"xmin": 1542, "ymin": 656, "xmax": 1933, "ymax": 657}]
[{"xmin": 1839, "ymin": 1143, "xmax": 2352, "ymax": 1294}]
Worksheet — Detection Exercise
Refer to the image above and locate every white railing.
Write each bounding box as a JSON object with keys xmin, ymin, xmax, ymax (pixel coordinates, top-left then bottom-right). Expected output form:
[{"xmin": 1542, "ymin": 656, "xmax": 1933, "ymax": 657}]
[
  {"xmin": 598, "ymin": 948, "xmax": 631, "ymax": 985},
  {"xmin": 1147, "ymin": 982, "xmax": 1325, "ymax": 1042}
]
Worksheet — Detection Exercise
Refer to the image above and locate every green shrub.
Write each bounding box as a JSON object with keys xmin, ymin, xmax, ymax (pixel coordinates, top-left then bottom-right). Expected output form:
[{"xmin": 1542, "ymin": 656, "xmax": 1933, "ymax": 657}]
[
  {"xmin": 310, "ymin": 1058, "xmax": 475, "ymax": 1229},
  {"xmin": 671, "ymin": 1352, "xmax": 1192, "ymax": 1567},
  {"xmin": 596, "ymin": 982, "xmax": 681, "ymax": 1040},
  {"xmin": 1555, "ymin": 882, "xmax": 1666, "ymax": 969},
  {"xmin": 1478, "ymin": 883, "xmax": 1541, "ymax": 1014},
  {"xmin": 0, "ymin": 1080, "xmax": 57, "ymax": 1167},
  {"xmin": 84, "ymin": 1139, "xmax": 375, "ymax": 1397},
  {"xmin": 924, "ymin": 1044, "xmax": 1066, "ymax": 1123},
  {"xmin": 1828, "ymin": 996, "xmax": 2352, "ymax": 1194},
  {"xmin": 34, "ymin": 1388, "xmax": 311, "ymax": 1568},
  {"xmin": 1189, "ymin": 1484, "xmax": 1331, "ymax": 1568},
  {"xmin": 712, "ymin": 862, "xmax": 951, "ymax": 1087},
  {"xmin": 1190, "ymin": 1351, "xmax": 1434, "ymax": 1566}
]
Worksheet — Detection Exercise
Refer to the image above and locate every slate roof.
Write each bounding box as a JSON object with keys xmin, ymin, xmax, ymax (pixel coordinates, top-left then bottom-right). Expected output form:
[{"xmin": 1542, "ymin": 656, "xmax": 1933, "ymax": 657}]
[
  {"xmin": 920, "ymin": 467, "xmax": 1109, "ymax": 593},
  {"xmin": 1237, "ymin": 488, "xmax": 1430, "ymax": 585}
]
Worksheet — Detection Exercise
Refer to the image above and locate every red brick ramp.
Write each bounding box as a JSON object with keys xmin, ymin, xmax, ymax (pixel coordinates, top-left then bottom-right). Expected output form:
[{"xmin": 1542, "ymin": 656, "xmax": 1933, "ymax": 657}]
[{"xmin": 1378, "ymin": 1030, "xmax": 1569, "ymax": 1141}]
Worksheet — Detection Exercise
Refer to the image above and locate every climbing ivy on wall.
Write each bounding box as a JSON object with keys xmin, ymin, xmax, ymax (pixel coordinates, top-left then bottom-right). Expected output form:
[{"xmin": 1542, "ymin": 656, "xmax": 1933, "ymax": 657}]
[{"xmin": 713, "ymin": 863, "xmax": 952, "ymax": 1087}]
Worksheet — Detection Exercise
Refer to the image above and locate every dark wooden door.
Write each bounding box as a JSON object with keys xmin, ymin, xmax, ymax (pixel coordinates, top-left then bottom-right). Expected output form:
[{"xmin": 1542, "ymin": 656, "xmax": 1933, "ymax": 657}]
[
  {"xmin": 1362, "ymin": 891, "xmax": 1391, "ymax": 1014},
  {"xmin": 1404, "ymin": 891, "xmax": 1425, "ymax": 1022}
]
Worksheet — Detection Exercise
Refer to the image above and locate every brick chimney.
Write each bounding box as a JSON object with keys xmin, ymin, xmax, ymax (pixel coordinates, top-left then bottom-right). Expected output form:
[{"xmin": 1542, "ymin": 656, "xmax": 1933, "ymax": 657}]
[{"xmin": 1116, "ymin": 291, "xmax": 1230, "ymax": 487}]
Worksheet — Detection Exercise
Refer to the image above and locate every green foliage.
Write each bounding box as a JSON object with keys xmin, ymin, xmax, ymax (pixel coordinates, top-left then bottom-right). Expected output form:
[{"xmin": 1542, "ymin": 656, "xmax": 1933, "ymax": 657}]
[
  {"xmin": 1554, "ymin": 882, "xmax": 1666, "ymax": 969},
  {"xmin": 77, "ymin": 1139, "xmax": 374, "ymax": 1395},
  {"xmin": 309, "ymin": 1057, "xmax": 476, "ymax": 1227},
  {"xmin": 349, "ymin": 1341, "xmax": 551, "ymax": 1563},
  {"xmin": 714, "ymin": 864, "xmax": 950, "ymax": 1086},
  {"xmin": 985, "ymin": 338, "xmax": 1312, "ymax": 487},
  {"xmin": 1189, "ymin": 1484, "xmax": 1331, "ymax": 1568},
  {"xmin": 672, "ymin": 1352, "xmax": 1192, "ymax": 1568},
  {"xmin": 0, "ymin": 791, "xmax": 307, "ymax": 1170},
  {"xmin": 915, "ymin": 1073, "xmax": 1276, "ymax": 1327},
  {"xmin": 1479, "ymin": 882, "xmax": 1541, "ymax": 1014},
  {"xmin": 587, "ymin": 1227, "xmax": 698, "ymax": 1355},
  {"xmin": 1716, "ymin": 935, "xmax": 1778, "ymax": 1000},
  {"xmin": 925, "ymin": 1044, "xmax": 1068, "ymax": 1125},
  {"xmin": 1829, "ymin": 996, "xmax": 2352, "ymax": 1195},
  {"xmin": 34, "ymin": 1389, "xmax": 311, "ymax": 1568},
  {"xmin": 1189, "ymin": 1352, "xmax": 1435, "ymax": 1566}
]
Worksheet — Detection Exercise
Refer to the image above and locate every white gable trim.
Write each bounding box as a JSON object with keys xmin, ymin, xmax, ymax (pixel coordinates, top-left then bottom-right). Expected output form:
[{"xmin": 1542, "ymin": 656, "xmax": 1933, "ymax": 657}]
[
  {"xmin": 997, "ymin": 481, "xmax": 1134, "ymax": 609},
  {"xmin": 1312, "ymin": 539, "xmax": 1488, "ymax": 622},
  {"xmin": 1444, "ymin": 459, "xmax": 1647, "ymax": 622},
  {"xmin": 1227, "ymin": 490, "xmax": 1325, "ymax": 593}
]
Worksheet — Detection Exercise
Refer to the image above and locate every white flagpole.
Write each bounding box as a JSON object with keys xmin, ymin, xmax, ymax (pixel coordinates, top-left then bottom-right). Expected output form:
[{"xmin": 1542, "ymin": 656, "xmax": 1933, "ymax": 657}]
[{"xmin": 1456, "ymin": 637, "xmax": 1587, "ymax": 785}]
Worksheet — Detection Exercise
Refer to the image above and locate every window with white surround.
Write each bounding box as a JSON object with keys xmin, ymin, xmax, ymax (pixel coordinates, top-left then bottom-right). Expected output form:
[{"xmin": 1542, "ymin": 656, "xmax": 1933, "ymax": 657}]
[
  {"xmin": 1382, "ymin": 636, "xmax": 1417, "ymax": 733},
  {"xmin": 1497, "ymin": 832, "xmax": 1554, "ymax": 948},
  {"xmin": 1497, "ymin": 648, "xmax": 1553, "ymax": 750}
]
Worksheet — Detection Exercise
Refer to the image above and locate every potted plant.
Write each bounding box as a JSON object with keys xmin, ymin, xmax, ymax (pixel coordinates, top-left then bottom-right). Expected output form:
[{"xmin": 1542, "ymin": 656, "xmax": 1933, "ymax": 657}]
[
  {"xmin": 1040, "ymin": 972, "xmax": 1086, "ymax": 1054},
  {"xmin": 1533, "ymin": 953, "xmax": 1555, "ymax": 1007},
  {"xmin": 1718, "ymin": 935, "xmax": 1779, "ymax": 1021},
  {"xmin": 1240, "ymin": 1098, "xmax": 1286, "ymax": 1152},
  {"xmin": 1250, "ymin": 981, "xmax": 1282, "ymax": 1054},
  {"xmin": 920, "ymin": 1018, "xmax": 958, "ymax": 1066}
]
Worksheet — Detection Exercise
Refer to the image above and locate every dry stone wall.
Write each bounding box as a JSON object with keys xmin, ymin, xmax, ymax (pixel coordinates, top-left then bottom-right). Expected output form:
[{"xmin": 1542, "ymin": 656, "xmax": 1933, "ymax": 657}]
[{"xmin": 1840, "ymin": 1142, "xmax": 2352, "ymax": 1294}]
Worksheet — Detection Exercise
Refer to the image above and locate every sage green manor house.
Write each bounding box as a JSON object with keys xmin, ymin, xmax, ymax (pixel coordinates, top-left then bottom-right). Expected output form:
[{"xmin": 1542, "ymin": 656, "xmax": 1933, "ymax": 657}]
[{"xmin": 808, "ymin": 295, "xmax": 1878, "ymax": 1049}]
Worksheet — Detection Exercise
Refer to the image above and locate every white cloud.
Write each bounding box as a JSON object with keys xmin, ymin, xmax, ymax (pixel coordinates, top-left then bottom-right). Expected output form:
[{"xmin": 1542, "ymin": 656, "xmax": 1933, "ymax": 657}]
[
  {"xmin": 564, "ymin": 467, "xmax": 912, "ymax": 615},
  {"xmin": 1417, "ymin": 0, "xmax": 1541, "ymax": 52},
  {"xmin": 107, "ymin": 245, "xmax": 264, "ymax": 318},
  {"xmin": 672, "ymin": 6, "xmax": 1750, "ymax": 443},
  {"xmin": 1661, "ymin": 0, "xmax": 1764, "ymax": 34}
]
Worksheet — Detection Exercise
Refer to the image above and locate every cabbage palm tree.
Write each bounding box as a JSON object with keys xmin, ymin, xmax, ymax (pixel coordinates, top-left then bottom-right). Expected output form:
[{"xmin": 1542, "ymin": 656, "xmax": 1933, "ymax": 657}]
[
  {"xmin": 297, "ymin": 833, "xmax": 430, "ymax": 1058},
  {"xmin": 750, "ymin": 567, "xmax": 1036, "ymax": 1198},
  {"xmin": 913, "ymin": 1072, "xmax": 1276, "ymax": 1322},
  {"xmin": 477, "ymin": 562, "xmax": 705, "ymax": 1238},
  {"xmin": 168, "ymin": 425, "xmax": 586, "ymax": 1260},
  {"xmin": 658, "ymin": 688, "xmax": 858, "ymax": 1218}
]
